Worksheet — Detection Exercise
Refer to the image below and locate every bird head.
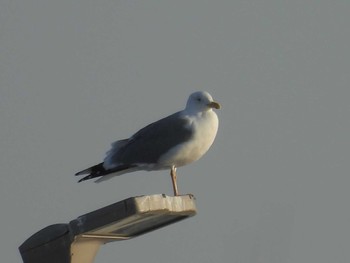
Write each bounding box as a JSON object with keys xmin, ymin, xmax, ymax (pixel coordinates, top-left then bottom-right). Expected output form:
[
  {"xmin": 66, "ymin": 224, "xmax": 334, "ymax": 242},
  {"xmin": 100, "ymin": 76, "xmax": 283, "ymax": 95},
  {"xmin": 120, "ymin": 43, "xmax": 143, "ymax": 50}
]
[{"xmin": 186, "ymin": 91, "xmax": 221, "ymax": 112}]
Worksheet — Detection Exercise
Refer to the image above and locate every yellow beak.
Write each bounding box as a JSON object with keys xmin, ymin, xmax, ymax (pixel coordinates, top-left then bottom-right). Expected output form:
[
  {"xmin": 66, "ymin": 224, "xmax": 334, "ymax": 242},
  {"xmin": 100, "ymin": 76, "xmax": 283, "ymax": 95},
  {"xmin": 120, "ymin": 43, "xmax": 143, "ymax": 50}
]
[{"xmin": 208, "ymin": 101, "xmax": 221, "ymax": 109}]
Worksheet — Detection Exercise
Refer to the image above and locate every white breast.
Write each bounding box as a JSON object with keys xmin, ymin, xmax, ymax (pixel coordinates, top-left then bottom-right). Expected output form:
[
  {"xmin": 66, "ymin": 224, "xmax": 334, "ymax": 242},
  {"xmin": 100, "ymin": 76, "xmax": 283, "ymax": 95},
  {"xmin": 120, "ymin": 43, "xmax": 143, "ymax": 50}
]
[{"xmin": 158, "ymin": 110, "xmax": 219, "ymax": 168}]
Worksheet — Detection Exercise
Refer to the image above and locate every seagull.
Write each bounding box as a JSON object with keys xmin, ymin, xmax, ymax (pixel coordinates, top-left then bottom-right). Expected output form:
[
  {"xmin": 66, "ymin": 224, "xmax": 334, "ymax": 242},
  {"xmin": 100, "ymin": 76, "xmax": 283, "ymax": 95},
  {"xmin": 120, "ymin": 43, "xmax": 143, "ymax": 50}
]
[{"xmin": 75, "ymin": 91, "xmax": 220, "ymax": 196}]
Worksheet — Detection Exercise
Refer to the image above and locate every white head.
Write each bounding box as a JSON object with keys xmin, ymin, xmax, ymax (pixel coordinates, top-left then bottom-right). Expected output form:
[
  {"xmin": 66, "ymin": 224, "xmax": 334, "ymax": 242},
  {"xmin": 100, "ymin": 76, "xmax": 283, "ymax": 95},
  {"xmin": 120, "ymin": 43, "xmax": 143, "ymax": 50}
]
[{"xmin": 185, "ymin": 91, "xmax": 221, "ymax": 112}]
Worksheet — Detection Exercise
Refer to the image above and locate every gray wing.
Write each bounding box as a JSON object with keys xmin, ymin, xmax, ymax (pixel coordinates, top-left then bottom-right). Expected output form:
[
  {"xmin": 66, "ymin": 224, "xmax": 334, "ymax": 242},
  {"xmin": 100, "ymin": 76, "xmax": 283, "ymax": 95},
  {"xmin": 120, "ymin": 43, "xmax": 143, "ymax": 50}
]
[{"xmin": 107, "ymin": 112, "xmax": 193, "ymax": 165}]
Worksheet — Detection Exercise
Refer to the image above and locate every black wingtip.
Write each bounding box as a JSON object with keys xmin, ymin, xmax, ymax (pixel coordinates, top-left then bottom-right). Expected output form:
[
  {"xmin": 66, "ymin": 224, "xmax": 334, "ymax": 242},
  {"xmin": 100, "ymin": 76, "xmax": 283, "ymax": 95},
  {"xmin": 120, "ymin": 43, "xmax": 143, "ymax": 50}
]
[
  {"xmin": 75, "ymin": 162, "xmax": 106, "ymax": 182},
  {"xmin": 75, "ymin": 168, "xmax": 91, "ymax": 176},
  {"xmin": 75, "ymin": 163, "xmax": 135, "ymax": 183},
  {"xmin": 78, "ymin": 175, "xmax": 91, "ymax": 183},
  {"xmin": 77, "ymin": 172, "xmax": 101, "ymax": 182}
]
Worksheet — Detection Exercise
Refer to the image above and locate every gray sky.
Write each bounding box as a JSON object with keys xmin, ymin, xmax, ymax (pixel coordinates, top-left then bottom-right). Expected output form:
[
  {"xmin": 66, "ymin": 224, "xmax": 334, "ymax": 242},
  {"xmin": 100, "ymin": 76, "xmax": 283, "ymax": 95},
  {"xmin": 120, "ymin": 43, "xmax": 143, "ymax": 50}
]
[{"xmin": 1, "ymin": 1, "xmax": 350, "ymax": 262}]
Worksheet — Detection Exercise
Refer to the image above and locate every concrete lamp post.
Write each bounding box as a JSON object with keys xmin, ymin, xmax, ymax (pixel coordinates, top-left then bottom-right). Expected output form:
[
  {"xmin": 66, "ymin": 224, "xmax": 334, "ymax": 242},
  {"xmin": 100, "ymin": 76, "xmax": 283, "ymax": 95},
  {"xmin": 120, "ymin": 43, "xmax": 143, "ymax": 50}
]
[{"xmin": 19, "ymin": 194, "xmax": 197, "ymax": 263}]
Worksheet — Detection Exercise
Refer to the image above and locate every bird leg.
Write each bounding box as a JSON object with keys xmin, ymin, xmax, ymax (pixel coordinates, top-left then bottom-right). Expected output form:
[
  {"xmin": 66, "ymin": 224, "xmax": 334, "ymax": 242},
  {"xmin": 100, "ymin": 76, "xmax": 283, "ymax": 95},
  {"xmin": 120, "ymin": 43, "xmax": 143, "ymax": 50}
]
[{"xmin": 170, "ymin": 165, "xmax": 179, "ymax": 196}]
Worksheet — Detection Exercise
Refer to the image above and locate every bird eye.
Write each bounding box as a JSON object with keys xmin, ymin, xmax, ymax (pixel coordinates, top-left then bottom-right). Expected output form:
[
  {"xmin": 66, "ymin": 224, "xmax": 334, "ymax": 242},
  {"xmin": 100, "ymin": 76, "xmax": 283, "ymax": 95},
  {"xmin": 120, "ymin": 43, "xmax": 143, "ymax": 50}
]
[{"xmin": 197, "ymin": 97, "xmax": 202, "ymax": 102}]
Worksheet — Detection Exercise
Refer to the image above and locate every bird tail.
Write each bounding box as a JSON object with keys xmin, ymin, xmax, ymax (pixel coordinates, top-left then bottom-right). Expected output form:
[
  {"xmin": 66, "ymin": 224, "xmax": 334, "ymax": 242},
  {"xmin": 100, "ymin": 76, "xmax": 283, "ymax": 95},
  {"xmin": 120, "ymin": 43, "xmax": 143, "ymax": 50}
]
[{"xmin": 75, "ymin": 163, "xmax": 137, "ymax": 183}]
